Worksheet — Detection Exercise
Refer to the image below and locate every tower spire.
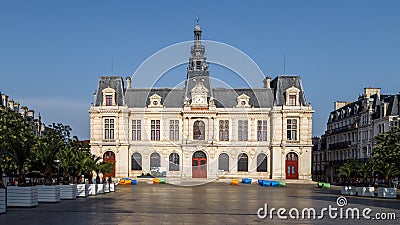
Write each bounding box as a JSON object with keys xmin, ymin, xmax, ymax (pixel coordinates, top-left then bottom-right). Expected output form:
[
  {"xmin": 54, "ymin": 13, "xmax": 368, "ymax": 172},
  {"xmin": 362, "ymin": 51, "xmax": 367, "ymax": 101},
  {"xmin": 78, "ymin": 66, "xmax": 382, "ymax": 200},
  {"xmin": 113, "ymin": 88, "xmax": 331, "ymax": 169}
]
[{"xmin": 185, "ymin": 21, "xmax": 212, "ymax": 98}]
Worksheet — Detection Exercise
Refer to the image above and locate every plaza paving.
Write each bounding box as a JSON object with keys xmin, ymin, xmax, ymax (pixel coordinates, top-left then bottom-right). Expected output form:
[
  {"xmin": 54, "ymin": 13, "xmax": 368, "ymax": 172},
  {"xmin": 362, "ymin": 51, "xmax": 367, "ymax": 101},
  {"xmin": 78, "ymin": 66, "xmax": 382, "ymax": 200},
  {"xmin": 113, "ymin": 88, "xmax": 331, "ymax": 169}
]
[{"xmin": 0, "ymin": 182, "xmax": 399, "ymax": 225}]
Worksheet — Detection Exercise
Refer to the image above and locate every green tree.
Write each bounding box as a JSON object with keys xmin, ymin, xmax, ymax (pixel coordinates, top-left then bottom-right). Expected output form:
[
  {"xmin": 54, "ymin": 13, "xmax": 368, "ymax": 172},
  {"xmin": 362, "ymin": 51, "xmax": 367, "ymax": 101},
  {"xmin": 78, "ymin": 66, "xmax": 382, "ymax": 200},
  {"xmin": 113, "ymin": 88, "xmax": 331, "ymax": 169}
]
[
  {"xmin": 372, "ymin": 126, "xmax": 400, "ymax": 167},
  {"xmin": 0, "ymin": 109, "xmax": 36, "ymax": 185},
  {"xmin": 374, "ymin": 162, "xmax": 400, "ymax": 187},
  {"xmin": 32, "ymin": 123, "xmax": 71, "ymax": 185},
  {"xmin": 337, "ymin": 159, "xmax": 360, "ymax": 185},
  {"xmin": 357, "ymin": 158, "xmax": 374, "ymax": 186}
]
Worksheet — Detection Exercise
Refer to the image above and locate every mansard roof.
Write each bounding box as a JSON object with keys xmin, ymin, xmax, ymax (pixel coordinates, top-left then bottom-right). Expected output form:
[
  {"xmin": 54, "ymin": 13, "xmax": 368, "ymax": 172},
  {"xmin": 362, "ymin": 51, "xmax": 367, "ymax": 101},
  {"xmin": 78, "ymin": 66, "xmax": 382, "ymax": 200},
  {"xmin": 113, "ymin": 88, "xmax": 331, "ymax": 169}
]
[
  {"xmin": 124, "ymin": 87, "xmax": 274, "ymax": 108},
  {"xmin": 94, "ymin": 76, "xmax": 125, "ymax": 106},
  {"xmin": 94, "ymin": 75, "xmax": 309, "ymax": 108},
  {"xmin": 125, "ymin": 88, "xmax": 185, "ymax": 108},
  {"xmin": 270, "ymin": 75, "xmax": 308, "ymax": 106},
  {"xmin": 213, "ymin": 88, "xmax": 274, "ymax": 108}
]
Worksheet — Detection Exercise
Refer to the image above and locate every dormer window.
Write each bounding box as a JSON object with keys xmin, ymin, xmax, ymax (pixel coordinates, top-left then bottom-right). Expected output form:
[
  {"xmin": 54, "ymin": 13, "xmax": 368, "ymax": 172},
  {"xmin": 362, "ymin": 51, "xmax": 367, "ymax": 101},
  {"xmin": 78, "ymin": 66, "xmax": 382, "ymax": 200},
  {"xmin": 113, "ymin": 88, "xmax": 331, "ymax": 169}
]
[
  {"xmin": 237, "ymin": 94, "xmax": 250, "ymax": 108},
  {"xmin": 285, "ymin": 86, "xmax": 300, "ymax": 106},
  {"xmin": 149, "ymin": 94, "xmax": 162, "ymax": 108},
  {"xmin": 102, "ymin": 87, "xmax": 116, "ymax": 106}
]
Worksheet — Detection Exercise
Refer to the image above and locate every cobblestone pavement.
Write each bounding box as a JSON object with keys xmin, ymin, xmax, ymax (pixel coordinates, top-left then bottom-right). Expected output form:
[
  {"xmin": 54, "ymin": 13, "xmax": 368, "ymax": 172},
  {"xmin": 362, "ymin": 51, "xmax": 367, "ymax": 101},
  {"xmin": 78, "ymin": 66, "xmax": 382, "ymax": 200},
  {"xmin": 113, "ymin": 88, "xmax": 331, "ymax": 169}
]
[{"xmin": 0, "ymin": 182, "xmax": 399, "ymax": 225}]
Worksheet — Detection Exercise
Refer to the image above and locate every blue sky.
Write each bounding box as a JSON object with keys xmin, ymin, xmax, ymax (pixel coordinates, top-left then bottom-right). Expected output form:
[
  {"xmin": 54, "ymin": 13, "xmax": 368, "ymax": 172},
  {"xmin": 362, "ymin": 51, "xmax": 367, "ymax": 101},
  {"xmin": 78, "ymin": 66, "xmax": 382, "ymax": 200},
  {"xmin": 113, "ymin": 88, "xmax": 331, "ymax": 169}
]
[{"xmin": 1, "ymin": 0, "xmax": 399, "ymax": 139}]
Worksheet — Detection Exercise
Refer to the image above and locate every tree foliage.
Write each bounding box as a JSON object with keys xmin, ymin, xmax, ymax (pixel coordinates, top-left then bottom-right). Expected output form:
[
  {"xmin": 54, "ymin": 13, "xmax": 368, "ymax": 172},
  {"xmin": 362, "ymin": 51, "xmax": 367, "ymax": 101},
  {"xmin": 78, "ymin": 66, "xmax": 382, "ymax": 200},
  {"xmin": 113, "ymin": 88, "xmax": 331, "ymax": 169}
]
[{"xmin": 0, "ymin": 109, "xmax": 36, "ymax": 185}]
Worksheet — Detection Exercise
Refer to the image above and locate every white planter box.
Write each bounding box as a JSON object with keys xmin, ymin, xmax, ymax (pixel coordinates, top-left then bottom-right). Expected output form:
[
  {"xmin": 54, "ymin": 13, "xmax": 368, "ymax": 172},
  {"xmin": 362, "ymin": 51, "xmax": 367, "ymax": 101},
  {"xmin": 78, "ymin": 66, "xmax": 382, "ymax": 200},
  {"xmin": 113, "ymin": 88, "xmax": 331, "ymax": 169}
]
[
  {"xmin": 378, "ymin": 187, "xmax": 397, "ymax": 198},
  {"xmin": 7, "ymin": 186, "xmax": 38, "ymax": 207},
  {"xmin": 88, "ymin": 184, "xmax": 97, "ymax": 196},
  {"xmin": 96, "ymin": 184, "xmax": 105, "ymax": 194},
  {"xmin": 341, "ymin": 186, "xmax": 357, "ymax": 195},
  {"xmin": 0, "ymin": 189, "xmax": 6, "ymax": 214},
  {"xmin": 104, "ymin": 183, "xmax": 110, "ymax": 193},
  {"xmin": 76, "ymin": 184, "xmax": 88, "ymax": 197},
  {"xmin": 357, "ymin": 187, "xmax": 375, "ymax": 197},
  {"xmin": 110, "ymin": 183, "xmax": 115, "ymax": 192},
  {"xmin": 38, "ymin": 185, "xmax": 60, "ymax": 203},
  {"xmin": 60, "ymin": 184, "xmax": 77, "ymax": 200}
]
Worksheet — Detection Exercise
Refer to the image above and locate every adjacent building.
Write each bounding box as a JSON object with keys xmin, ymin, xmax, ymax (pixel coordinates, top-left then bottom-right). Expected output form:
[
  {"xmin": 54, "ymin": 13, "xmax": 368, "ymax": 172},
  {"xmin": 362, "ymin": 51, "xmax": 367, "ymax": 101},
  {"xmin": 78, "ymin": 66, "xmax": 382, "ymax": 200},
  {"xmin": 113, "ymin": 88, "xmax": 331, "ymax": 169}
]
[
  {"xmin": 1, "ymin": 91, "xmax": 45, "ymax": 136},
  {"xmin": 89, "ymin": 24, "xmax": 314, "ymax": 180},
  {"xmin": 312, "ymin": 88, "xmax": 400, "ymax": 183}
]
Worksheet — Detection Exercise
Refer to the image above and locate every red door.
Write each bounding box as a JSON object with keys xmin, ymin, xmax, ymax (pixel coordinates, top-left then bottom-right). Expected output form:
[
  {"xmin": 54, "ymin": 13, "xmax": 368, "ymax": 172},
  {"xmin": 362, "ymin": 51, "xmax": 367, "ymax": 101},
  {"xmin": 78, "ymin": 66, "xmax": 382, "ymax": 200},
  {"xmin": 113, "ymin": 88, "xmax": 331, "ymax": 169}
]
[
  {"xmin": 192, "ymin": 151, "xmax": 207, "ymax": 178},
  {"xmin": 285, "ymin": 152, "xmax": 298, "ymax": 179},
  {"xmin": 103, "ymin": 151, "xmax": 116, "ymax": 177}
]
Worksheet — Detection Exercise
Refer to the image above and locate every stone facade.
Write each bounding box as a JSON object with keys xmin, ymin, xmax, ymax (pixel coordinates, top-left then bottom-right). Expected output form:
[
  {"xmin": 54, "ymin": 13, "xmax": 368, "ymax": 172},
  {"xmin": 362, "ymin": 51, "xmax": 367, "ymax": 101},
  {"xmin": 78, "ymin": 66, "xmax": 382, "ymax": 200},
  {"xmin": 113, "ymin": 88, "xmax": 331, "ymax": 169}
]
[
  {"xmin": 89, "ymin": 24, "xmax": 314, "ymax": 180},
  {"xmin": 312, "ymin": 88, "xmax": 400, "ymax": 183}
]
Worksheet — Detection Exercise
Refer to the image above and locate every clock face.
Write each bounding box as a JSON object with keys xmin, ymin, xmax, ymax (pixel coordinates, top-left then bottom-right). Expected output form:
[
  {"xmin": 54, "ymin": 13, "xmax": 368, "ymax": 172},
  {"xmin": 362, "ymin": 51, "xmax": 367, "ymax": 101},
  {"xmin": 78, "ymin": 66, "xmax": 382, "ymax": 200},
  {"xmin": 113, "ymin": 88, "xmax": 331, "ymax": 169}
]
[{"xmin": 195, "ymin": 96, "xmax": 204, "ymax": 104}]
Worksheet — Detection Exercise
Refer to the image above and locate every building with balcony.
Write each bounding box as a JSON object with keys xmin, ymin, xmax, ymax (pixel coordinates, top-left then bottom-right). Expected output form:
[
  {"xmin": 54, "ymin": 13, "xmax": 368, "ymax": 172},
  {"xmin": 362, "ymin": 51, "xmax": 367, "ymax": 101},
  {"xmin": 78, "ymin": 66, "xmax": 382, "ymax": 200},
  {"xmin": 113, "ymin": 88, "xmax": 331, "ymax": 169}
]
[
  {"xmin": 1, "ymin": 91, "xmax": 45, "ymax": 136},
  {"xmin": 89, "ymin": 23, "xmax": 314, "ymax": 181},
  {"xmin": 312, "ymin": 88, "xmax": 400, "ymax": 183}
]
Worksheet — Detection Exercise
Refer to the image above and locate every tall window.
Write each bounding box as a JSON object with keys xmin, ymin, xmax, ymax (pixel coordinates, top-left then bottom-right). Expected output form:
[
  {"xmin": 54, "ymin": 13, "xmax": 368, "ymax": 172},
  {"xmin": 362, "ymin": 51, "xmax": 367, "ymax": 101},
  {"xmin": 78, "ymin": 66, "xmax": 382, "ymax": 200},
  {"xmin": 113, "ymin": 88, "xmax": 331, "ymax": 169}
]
[
  {"xmin": 257, "ymin": 120, "xmax": 267, "ymax": 141},
  {"xmin": 169, "ymin": 153, "xmax": 179, "ymax": 171},
  {"xmin": 105, "ymin": 95, "xmax": 113, "ymax": 106},
  {"xmin": 169, "ymin": 120, "xmax": 179, "ymax": 141},
  {"xmin": 193, "ymin": 120, "xmax": 205, "ymax": 140},
  {"xmin": 219, "ymin": 120, "xmax": 229, "ymax": 141},
  {"xmin": 289, "ymin": 95, "xmax": 296, "ymax": 106},
  {"xmin": 131, "ymin": 153, "xmax": 142, "ymax": 170},
  {"xmin": 287, "ymin": 119, "xmax": 298, "ymax": 141},
  {"xmin": 238, "ymin": 120, "xmax": 248, "ymax": 141},
  {"xmin": 104, "ymin": 118, "xmax": 114, "ymax": 140},
  {"xmin": 151, "ymin": 120, "xmax": 160, "ymax": 141},
  {"xmin": 132, "ymin": 120, "xmax": 141, "ymax": 141},
  {"xmin": 218, "ymin": 153, "xmax": 229, "ymax": 171},
  {"xmin": 150, "ymin": 153, "xmax": 161, "ymax": 168},
  {"xmin": 257, "ymin": 153, "xmax": 267, "ymax": 172},
  {"xmin": 237, "ymin": 153, "xmax": 248, "ymax": 172}
]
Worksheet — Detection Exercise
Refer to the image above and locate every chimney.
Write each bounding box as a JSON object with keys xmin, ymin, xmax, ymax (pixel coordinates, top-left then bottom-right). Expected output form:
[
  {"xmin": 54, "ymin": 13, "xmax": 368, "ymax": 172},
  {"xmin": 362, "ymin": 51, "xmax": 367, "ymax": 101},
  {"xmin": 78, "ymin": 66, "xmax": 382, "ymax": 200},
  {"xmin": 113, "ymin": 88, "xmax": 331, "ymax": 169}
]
[
  {"xmin": 126, "ymin": 77, "xmax": 131, "ymax": 89},
  {"xmin": 8, "ymin": 99, "xmax": 14, "ymax": 110},
  {"xmin": 27, "ymin": 109, "xmax": 35, "ymax": 118},
  {"xmin": 263, "ymin": 76, "xmax": 271, "ymax": 88},
  {"xmin": 13, "ymin": 102, "xmax": 20, "ymax": 112},
  {"xmin": 21, "ymin": 106, "xmax": 28, "ymax": 117},
  {"xmin": 334, "ymin": 101, "xmax": 351, "ymax": 110},
  {"xmin": 1, "ymin": 94, "xmax": 8, "ymax": 107},
  {"xmin": 364, "ymin": 87, "xmax": 381, "ymax": 99}
]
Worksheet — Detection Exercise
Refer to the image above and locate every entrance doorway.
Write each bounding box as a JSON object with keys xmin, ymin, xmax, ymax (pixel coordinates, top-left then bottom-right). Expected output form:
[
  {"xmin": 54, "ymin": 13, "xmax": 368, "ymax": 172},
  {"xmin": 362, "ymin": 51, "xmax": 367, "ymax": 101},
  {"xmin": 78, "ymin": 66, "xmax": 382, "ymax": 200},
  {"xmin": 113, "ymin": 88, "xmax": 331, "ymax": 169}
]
[
  {"xmin": 285, "ymin": 152, "xmax": 298, "ymax": 179},
  {"xmin": 103, "ymin": 151, "xmax": 116, "ymax": 177},
  {"xmin": 192, "ymin": 151, "xmax": 207, "ymax": 178}
]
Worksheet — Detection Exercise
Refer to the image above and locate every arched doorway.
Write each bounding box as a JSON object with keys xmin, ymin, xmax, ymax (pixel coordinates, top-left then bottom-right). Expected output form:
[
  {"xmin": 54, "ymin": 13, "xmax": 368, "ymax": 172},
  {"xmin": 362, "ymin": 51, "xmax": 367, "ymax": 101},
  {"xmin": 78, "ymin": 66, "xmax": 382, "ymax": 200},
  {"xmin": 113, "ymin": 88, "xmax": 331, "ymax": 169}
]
[
  {"xmin": 103, "ymin": 151, "xmax": 116, "ymax": 177},
  {"xmin": 285, "ymin": 152, "xmax": 298, "ymax": 179},
  {"xmin": 192, "ymin": 151, "xmax": 207, "ymax": 178}
]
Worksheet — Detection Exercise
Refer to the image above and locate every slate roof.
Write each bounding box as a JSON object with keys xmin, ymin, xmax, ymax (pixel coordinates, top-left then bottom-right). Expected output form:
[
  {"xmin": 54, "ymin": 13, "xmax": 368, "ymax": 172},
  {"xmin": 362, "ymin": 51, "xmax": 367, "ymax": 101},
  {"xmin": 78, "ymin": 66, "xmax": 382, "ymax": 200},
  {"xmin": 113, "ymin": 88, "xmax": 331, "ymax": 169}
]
[
  {"xmin": 94, "ymin": 76, "xmax": 125, "ymax": 106},
  {"xmin": 94, "ymin": 75, "xmax": 309, "ymax": 109},
  {"xmin": 126, "ymin": 88, "xmax": 185, "ymax": 108},
  {"xmin": 213, "ymin": 88, "xmax": 274, "ymax": 108},
  {"xmin": 270, "ymin": 76, "xmax": 308, "ymax": 106}
]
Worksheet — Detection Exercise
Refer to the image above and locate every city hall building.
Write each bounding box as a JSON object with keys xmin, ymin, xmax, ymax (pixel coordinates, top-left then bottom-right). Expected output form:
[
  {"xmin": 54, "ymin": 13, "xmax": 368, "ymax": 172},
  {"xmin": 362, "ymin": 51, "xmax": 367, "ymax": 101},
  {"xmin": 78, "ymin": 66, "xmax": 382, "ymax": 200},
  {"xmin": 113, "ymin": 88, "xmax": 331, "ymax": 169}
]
[{"xmin": 89, "ymin": 24, "xmax": 314, "ymax": 181}]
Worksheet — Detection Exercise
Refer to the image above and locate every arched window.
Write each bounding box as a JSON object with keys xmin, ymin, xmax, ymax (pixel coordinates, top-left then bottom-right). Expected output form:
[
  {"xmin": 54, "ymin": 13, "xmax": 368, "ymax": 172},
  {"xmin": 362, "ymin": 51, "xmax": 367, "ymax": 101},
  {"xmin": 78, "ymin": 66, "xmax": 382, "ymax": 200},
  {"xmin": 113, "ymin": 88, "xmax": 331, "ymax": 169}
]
[
  {"xmin": 218, "ymin": 153, "xmax": 229, "ymax": 171},
  {"xmin": 169, "ymin": 153, "xmax": 179, "ymax": 171},
  {"xmin": 193, "ymin": 120, "xmax": 205, "ymax": 140},
  {"xmin": 237, "ymin": 153, "xmax": 248, "ymax": 172},
  {"xmin": 150, "ymin": 152, "xmax": 161, "ymax": 168},
  {"xmin": 131, "ymin": 153, "xmax": 142, "ymax": 170},
  {"xmin": 256, "ymin": 153, "xmax": 267, "ymax": 172}
]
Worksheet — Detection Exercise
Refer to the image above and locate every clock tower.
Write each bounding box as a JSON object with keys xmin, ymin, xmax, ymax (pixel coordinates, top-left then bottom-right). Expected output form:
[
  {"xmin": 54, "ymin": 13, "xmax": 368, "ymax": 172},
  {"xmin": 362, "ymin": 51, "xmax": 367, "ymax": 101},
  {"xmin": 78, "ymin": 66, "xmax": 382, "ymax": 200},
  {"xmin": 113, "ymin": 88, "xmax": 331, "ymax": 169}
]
[{"xmin": 185, "ymin": 20, "xmax": 213, "ymax": 101}]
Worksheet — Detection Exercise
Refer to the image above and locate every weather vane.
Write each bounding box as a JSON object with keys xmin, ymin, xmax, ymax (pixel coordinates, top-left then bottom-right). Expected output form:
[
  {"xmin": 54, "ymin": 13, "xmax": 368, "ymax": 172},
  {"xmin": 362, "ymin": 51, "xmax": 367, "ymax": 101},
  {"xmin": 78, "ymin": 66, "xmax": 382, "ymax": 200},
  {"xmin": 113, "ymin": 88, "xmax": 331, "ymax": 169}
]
[{"xmin": 196, "ymin": 16, "xmax": 199, "ymax": 24}]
